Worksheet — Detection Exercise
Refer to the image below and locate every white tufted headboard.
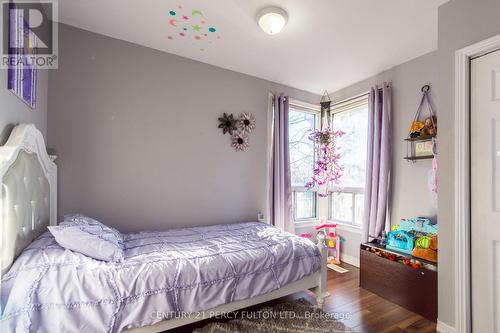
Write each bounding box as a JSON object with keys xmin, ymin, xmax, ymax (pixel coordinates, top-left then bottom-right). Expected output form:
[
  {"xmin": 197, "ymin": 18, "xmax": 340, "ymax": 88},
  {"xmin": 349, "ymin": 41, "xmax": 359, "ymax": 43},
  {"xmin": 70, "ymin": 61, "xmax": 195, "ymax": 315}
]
[{"xmin": 0, "ymin": 124, "xmax": 57, "ymax": 274}]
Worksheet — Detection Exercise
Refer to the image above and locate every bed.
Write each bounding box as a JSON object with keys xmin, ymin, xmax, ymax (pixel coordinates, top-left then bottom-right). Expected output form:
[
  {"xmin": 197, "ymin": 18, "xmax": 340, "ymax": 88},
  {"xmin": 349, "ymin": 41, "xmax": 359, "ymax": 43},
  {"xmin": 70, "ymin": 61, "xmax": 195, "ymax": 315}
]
[{"xmin": 0, "ymin": 124, "xmax": 328, "ymax": 333}]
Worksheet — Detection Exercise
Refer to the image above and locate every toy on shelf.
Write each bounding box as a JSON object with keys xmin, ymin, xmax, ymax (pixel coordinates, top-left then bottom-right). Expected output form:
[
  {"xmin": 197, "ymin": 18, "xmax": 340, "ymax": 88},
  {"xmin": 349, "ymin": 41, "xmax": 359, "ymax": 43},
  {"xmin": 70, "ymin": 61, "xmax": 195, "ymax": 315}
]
[
  {"xmin": 315, "ymin": 223, "xmax": 341, "ymax": 264},
  {"xmin": 422, "ymin": 116, "xmax": 437, "ymax": 137},
  {"xmin": 410, "ymin": 120, "xmax": 426, "ymax": 138}
]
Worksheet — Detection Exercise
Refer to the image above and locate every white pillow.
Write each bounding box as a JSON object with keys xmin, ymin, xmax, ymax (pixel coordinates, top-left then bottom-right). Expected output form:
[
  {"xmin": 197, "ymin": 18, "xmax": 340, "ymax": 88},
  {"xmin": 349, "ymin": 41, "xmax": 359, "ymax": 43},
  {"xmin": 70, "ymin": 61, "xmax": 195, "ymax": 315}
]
[
  {"xmin": 48, "ymin": 214, "xmax": 124, "ymax": 262},
  {"xmin": 63, "ymin": 214, "xmax": 123, "ymax": 243}
]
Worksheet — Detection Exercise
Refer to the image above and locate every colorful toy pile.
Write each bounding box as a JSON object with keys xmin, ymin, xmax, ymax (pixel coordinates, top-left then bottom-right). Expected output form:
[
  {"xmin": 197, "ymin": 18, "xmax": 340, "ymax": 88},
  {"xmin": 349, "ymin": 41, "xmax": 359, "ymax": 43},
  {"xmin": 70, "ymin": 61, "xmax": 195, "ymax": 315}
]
[
  {"xmin": 386, "ymin": 217, "xmax": 438, "ymax": 263},
  {"xmin": 364, "ymin": 245, "xmax": 426, "ymax": 269}
]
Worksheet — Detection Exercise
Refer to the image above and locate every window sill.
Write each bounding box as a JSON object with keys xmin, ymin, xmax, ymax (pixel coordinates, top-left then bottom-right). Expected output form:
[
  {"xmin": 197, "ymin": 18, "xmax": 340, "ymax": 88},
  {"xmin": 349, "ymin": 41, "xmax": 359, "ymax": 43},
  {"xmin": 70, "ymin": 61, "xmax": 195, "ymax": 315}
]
[
  {"xmin": 293, "ymin": 220, "xmax": 362, "ymax": 234},
  {"xmin": 333, "ymin": 222, "xmax": 362, "ymax": 234},
  {"xmin": 293, "ymin": 219, "xmax": 318, "ymax": 228}
]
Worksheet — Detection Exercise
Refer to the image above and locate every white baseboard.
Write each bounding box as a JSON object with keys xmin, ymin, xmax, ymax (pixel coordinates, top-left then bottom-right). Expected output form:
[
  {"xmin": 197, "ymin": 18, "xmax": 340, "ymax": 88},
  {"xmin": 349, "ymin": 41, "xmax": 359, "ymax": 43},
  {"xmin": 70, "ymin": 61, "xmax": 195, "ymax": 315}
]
[
  {"xmin": 340, "ymin": 253, "xmax": 359, "ymax": 268},
  {"xmin": 437, "ymin": 320, "xmax": 456, "ymax": 333}
]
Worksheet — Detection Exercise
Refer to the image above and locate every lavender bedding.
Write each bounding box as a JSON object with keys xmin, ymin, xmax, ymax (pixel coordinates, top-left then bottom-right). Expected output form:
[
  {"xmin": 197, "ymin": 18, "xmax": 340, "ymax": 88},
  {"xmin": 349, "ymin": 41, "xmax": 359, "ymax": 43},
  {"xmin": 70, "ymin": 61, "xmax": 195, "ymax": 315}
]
[{"xmin": 1, "ymin": 222, "xmax": 321, "ymax": 333}]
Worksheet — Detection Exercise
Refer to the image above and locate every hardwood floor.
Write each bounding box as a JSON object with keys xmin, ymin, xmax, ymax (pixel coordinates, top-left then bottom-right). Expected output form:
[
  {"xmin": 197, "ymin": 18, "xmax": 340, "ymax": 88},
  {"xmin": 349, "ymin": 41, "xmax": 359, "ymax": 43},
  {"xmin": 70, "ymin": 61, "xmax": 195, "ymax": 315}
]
[
  {"xmin": 166, "ymin": 263, "xmax": 437, "ymax": 333},
  {"xmin": 314, "ymin": 263, "xmax": 437, "ymax": 333}
]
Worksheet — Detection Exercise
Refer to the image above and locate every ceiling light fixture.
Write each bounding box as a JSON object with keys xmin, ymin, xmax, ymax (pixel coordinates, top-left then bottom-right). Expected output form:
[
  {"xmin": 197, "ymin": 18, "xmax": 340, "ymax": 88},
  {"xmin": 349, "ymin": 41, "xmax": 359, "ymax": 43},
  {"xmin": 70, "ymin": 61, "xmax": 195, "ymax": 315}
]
[{"xmin": 257, "ymin": 7, "xmax": 288, "ymax": 35}]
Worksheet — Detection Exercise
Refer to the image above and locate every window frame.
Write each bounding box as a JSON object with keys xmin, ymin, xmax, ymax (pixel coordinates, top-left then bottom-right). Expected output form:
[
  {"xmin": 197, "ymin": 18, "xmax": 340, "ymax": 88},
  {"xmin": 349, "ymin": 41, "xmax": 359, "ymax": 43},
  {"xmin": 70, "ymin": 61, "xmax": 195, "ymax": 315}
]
[
  {"xmin": 292, "ymin": 189, "xmax": 317, "ymax": 221},
  {"xmin": 327, "ymin": 94, "xmax": 369, "ymax": 228},
  {"xmin": 328, "ymin": 187, "xmax": 365, "ymax": 226},
  {"xmin": 288, "ymin": 100, "xmax": 321, "ymax": 223}
]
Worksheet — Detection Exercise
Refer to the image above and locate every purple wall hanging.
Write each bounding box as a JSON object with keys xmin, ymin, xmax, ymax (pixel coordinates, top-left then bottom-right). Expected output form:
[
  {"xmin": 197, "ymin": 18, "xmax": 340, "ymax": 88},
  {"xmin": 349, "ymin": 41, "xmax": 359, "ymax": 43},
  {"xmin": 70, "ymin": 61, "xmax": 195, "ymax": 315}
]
[{"xmin": 7, "ymin": 1, "xmax": 37, "ymax": 109}]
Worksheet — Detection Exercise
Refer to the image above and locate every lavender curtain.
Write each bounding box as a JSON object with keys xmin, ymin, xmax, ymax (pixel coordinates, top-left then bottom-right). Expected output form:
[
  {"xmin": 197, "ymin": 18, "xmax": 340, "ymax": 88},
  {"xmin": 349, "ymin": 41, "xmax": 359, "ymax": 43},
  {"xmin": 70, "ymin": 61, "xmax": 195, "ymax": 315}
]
[
  {"xmin": 268, "ymin": 94, "xmax": 293, "ymax": 233},
  {"xmin": 362, "ymin": 85, "xmax": 392, "ymax": 243}
]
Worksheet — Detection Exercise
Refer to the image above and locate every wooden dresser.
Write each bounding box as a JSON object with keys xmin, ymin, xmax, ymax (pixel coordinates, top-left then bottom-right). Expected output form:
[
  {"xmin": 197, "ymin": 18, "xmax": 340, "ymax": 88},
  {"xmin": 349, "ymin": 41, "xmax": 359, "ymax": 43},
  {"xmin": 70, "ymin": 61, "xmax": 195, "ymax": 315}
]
[{"xmin": 360, "ymin": 242, "xmax": 438, "ymax": 321}]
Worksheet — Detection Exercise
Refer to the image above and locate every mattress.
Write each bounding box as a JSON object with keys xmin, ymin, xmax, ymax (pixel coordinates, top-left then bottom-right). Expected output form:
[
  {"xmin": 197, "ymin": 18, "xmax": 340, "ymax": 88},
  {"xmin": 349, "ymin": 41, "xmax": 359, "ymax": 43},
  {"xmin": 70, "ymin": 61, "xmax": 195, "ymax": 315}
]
[{"xmin": 0, "ymin": 222, "xmax": 321, "ymax": 332}]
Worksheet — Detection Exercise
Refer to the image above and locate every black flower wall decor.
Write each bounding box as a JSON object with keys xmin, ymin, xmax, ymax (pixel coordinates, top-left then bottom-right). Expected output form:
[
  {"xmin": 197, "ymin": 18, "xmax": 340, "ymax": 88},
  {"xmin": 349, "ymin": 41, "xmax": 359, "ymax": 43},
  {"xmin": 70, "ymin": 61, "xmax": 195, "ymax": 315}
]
[
  {"xmin": 218, "ymin": 113, "xmax": 237, "ymax": 135},
  {"xmin": 218, "ymin": 112, "xmax": 257, "ymax": 152}
]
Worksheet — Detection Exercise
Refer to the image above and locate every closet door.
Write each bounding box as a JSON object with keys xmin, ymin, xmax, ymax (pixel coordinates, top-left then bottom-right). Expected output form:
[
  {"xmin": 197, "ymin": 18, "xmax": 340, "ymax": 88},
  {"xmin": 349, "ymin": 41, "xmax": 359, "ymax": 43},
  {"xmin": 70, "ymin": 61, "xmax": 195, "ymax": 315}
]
[{"xmin": 471, "ymin": 49, "xmax": 500, "ymax": 333}]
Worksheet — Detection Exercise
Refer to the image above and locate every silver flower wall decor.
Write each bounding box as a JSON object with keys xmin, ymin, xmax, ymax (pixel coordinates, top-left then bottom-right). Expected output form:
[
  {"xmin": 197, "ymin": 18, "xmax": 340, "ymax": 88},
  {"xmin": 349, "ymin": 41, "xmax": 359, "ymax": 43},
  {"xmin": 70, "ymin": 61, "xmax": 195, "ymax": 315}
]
[
  {"xmin": 231, "ymin": 131, "xmax": 250, "ymax": 152},
  {"xmin": 218, "ymin": 112, "xmax": 256, "ymax": 152},
  {"xmin": 237, "ymin": 112, "xmax": 256, "ymax": 134}
]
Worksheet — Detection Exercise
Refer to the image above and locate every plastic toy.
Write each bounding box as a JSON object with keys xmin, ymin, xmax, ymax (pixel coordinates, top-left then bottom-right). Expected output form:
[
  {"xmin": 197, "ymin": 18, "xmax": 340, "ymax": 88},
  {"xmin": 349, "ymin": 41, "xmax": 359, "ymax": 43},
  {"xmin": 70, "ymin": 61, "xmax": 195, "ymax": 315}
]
[
  {"xmin": 315, "ymin": 223, "xmax": 337, "ymax": 231},
  {"xmin": 316, "ymin": 223, "xmax": 341, "ymax": 264},
  {"xmin": 363, "ymin": 244, "xmax": 428, "ymax": 270},
  {"xmin": 386, "ymin": 230, "xmax": 414, "ymax": 255},
  {"xmin": 415, "ymin": 236, "xmax": 431, "ymax": 249},
  {"xmin": 413, "ymin": 235, "xmax": 438, "ymax": 263},
  {"xmin": 387, "ymin": 254, "xmax": 397, "ymax": 261},
  {"xmin": 392, "ymin": 217, "xmax": 438, "ymax": 234}
]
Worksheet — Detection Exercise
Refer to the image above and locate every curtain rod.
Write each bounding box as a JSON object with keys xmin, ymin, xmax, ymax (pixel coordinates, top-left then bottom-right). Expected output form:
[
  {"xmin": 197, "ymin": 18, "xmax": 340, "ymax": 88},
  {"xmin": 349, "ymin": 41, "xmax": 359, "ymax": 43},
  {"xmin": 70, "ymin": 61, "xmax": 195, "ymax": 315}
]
[
  {"xmin": 331, "ymin": 91, "xmax": 369, "ymax": 107},
  {"xmin": 331, "ymin": 82, "xmax": 391, "ymax": 107}
]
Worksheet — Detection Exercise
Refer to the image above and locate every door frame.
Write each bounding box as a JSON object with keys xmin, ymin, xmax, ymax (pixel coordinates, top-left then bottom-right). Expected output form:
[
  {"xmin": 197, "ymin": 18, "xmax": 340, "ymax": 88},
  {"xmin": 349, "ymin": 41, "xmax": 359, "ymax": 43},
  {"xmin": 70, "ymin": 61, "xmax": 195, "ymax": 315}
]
[{"xmin": 455, "ymin": 34, "xmax": 500, "ymax": 333}]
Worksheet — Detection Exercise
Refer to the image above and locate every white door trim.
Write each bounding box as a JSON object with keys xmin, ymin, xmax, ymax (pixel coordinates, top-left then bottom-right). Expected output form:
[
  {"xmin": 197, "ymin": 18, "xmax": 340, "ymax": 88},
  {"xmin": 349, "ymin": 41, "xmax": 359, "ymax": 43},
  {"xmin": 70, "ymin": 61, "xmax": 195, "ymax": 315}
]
[{"xmin": 454, "ymin": 34, "xmax": 500, "ymax": 333}]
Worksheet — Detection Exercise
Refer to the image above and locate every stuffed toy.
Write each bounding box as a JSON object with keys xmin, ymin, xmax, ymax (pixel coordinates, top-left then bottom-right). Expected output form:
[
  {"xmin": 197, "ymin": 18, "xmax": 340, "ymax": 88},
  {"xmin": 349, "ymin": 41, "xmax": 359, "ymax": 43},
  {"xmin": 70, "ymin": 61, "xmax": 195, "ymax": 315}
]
[
  {"xmin": 410, "ymin": 121, "xmax": 425, "ymax": 138},
  {"xmin": 422, "ymin": 116, "xmax": 437, "ymax": 137}
]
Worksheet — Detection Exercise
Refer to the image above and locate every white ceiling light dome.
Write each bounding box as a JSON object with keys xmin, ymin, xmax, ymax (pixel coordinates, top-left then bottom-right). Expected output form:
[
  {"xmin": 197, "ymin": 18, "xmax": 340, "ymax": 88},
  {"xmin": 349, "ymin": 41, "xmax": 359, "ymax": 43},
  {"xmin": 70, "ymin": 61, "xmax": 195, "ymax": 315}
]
[{"xmin": 257, "ymin": 7, "xmax": 288, "ymax": 35}]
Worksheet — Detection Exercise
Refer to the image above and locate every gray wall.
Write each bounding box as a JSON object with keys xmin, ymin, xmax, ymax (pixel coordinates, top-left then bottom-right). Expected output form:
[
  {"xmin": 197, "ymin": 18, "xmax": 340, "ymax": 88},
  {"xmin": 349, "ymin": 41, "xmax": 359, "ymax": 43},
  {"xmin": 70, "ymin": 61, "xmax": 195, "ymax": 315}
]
[
  {"xmin": 437, "ymin": 0, "xmax": 500, "ymax": 327},
  {"xmin": 0, "ymin": 69, "xmax": 48, "ymax": 144},
  {"xmin": 48, "ymin": 24, "xmax": 319, "ymax": 233},
  {"xmin": 296, "ymin": 51, "xmax": 439, "ymax": 267}
]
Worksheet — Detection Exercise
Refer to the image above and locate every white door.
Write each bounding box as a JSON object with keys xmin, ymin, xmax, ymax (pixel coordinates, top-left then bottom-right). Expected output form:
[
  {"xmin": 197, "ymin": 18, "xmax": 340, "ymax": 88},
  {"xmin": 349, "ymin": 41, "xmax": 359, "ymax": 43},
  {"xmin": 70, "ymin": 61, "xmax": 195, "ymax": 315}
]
[{"xmin": 471, "ymin": 49, "xmax": 500, "ymax": 333}]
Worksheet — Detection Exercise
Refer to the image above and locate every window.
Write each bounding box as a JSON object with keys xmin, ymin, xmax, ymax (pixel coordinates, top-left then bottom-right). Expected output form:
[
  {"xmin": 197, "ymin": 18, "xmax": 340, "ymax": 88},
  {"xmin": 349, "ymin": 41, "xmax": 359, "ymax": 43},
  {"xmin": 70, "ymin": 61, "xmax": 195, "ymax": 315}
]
[
  {"xmin": 288, "ymin": 96, "xmax": 368, "ymax": 226},
  {"xmin": 289, "ymin": 104, "xmax": 318, "ymax": 221},
  {"xmin": 329, "ymin": 96, "xmax": 369, "ymax": 226}
]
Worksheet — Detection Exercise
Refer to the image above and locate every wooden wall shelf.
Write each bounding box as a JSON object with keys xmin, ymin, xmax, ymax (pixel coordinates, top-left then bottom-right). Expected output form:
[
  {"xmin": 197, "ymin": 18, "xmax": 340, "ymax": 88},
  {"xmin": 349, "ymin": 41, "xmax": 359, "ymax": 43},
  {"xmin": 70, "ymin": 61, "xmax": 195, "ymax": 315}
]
[
  {"xmin": 404, "ymin": 135, "xmax": 436, "ymax": 142},
  {"xmin": 404, "ymin": 155, "xmax": 434, "ymax": 161}
]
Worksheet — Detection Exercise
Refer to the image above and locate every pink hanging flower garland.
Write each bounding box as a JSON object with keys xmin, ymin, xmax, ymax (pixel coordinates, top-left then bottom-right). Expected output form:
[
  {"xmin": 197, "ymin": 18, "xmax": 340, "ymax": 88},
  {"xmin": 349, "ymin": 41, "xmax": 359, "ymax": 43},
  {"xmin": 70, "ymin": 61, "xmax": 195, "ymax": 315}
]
[{"xmin": 305, "ymin": 128, "xmax": 345, "ymax": 197}]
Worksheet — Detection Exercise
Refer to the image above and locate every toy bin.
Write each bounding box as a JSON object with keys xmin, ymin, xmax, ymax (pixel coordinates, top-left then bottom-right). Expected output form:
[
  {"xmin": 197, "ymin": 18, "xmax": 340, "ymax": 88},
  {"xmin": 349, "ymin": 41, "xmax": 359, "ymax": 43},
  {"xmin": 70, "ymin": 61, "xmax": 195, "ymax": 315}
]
[{"xmin": 386, "ymin": 230, "xmax": 414, "ymax": 255}]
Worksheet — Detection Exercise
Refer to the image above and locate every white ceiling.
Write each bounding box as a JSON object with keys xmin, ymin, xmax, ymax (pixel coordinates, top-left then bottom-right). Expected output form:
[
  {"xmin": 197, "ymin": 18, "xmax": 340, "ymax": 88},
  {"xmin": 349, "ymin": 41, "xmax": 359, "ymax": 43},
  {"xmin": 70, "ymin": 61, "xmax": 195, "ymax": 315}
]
[{"xmin": 57, "ymin": 0, "xmax": 448, "ymax": 94}]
